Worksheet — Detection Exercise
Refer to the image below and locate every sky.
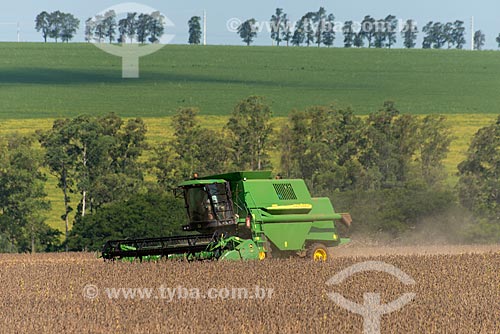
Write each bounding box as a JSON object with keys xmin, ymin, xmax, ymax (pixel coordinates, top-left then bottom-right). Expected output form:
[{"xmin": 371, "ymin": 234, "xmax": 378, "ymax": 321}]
[{"xmin": 0, "ymin": 0, "xmax": 499, "ymax": 49}]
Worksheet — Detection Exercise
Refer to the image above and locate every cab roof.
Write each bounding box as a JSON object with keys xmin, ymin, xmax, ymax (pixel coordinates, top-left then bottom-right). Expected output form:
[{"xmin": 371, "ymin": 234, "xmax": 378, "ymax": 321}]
[
  {"xmin": 178, "ymin": 179, "xmax": 227, "ymax": 187},
  {"xmin": 198, "ymin": 171, "xmax": 273, "ymax": 182}
]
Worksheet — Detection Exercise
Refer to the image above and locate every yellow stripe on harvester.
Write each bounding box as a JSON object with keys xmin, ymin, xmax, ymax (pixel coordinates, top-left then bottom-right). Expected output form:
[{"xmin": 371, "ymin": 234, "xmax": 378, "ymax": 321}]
[{"xmin": 267, "ymin": 204, "xmax": 313, "ymax": 210}]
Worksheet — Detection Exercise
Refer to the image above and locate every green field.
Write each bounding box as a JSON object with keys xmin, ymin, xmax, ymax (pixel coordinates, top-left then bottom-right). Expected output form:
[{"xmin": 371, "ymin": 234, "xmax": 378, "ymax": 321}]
[
  {"xmin": 1, "ymin": 43, "xmax": 500, "ymax": 117},
  {"xmin": 0, "ymin": 42, "xmax": 499, "ymax": 233}
]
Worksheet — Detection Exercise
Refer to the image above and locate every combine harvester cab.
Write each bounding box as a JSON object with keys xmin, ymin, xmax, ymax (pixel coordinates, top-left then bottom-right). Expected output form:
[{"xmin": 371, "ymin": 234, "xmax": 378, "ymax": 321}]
[{"xmin": 102, "ymin": 171, "xmax": 351, "ymax": 262}]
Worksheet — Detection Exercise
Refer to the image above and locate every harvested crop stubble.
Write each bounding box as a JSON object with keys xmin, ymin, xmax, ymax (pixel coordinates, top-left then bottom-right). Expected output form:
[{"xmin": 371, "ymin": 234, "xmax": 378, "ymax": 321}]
[{"xmin": 0, "ymin": 251, "xmax": 498, "ymax": 333}]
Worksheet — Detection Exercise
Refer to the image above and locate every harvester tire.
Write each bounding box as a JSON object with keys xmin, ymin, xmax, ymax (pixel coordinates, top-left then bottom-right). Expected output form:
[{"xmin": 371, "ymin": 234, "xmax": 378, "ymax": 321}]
[
  {"xmin": 262, "ymin": 238, "xmax": 273, "ymax": 259},
  {"xmin": 306, "ymin": 243, "xmax": 328, "ymax": 262}
]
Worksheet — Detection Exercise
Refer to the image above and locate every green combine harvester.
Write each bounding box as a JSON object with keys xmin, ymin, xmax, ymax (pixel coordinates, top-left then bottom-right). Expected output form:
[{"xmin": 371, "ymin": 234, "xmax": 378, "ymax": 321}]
[{"xmin": 102, "ymin": 171, "xmax": 351, "ymax": 262}]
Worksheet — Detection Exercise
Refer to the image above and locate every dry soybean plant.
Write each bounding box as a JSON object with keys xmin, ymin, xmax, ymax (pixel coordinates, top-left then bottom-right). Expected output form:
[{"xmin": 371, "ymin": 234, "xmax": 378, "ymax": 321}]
[{"xmin": 0, "ymin": 250, "xmax": 498, "ymax": 333}]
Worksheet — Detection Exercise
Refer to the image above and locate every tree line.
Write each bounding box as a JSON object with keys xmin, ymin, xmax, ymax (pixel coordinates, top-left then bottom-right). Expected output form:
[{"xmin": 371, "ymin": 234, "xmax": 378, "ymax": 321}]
[
  {"xmin": 34, "ymin": 10, "xmax": 165, "ymax": 44},
  {"xmin": 35, "ymin": 11, "xmax": 80, "ymax": 43},
  {"xmin": 0, "ymin": 98, "xmax": 497, "ymax": 252},
  {"xmin": 84, "ymin": 10, "xmax": 165, "ymax": 44},
  {"xmin": 34, "ymin": 9, "xmax": 495, "ymax": 50},
  {"xmin": 233, "ymin": 7, "xmax": 491, "ymax": 50}
]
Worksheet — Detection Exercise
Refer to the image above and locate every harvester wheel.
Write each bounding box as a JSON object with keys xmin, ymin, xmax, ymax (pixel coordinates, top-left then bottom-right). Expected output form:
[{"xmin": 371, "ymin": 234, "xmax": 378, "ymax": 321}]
[
  {"xmin": 306, "ymin": 243, "xmax": 328, "ymax": 262},
  {"xmin": 262, "ymin": 238, "xmax": 273, "ymax": 259}
]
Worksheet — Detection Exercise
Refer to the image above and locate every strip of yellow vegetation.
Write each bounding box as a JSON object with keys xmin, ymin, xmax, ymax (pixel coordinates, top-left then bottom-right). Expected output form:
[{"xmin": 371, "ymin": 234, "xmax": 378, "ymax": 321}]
[
  {"xmin": 0, "ymin": 114, "xmax": 496, "ymax": 232},
  {"xmin": 442, "ymin": 114, "xmax": 497, "ymax": 183}
]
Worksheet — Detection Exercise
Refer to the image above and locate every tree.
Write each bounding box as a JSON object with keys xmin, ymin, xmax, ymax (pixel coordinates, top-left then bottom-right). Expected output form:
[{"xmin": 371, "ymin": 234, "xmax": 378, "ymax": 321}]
[
  {"xmin": 322, "ymin": 14, "xmax": 335, "ymax": 47},
  {"xmin": 38, "ymin": 119, "xmax": 77, "ymax": 248},
  {"xmin": 67, "ymin": 115, "xmax": 101, "ymax": 217},
  {"xmin": 278, "ymin": 102, "xmax": 453, "ymax": 235},
  {"xmin": 117, "ymin": 18, "xmax": 127, "ymax": 43},
  {"xmin": 360, "ymin": 102, "xmax": 420, "ymax": 188},
  {"xmin": 93, "ymin": 15, "xmax": 106, "ymax": 43},
  {"xmin": 422, "ymin": 22, "xmax": 447, "ymax": 49},
  {"xmin": 402, "ymin": 19, "xmax": 418, "ymax": 48},
  {"xmin": 281, "ymin": 14, "xmax": 292, "ymax": 46},
  {"xmin": 314, "ymin": 7, "xmax": 327, "ymax": 47},
  {"xmin": 279, "ymin": 106, "xmax": 364, "ymax": 192},
  {"xmin": 452, "ymin": 20, "xmax": 466, "ymax": 49},
  {"xmin": 227, "ymin": 96, "xmax": 273, "ymax": 170},
  {"xmin": 48, "ymin": 11, "xmax": 63, "ymax": 43},
  {"xmin": 279, "ymin": 110, "xmax": 310, "ymax": 180},
  {"xmin": 117, "ymin": 12, "xmax": 137, "ymax": 43},
  {"xmin": 36, "ymin": 11, "xmax": 80, "ymax": 43},
  {"xmin": 136, "ymin": 13, "xmax": 152, "ymax": 44},
  {"xmin": 270, "ymin": 8, "xmax": 285, "ymax": 46},
  {"xmin": 85, "ymin": 18, "xmax": 95, "ymax": 42},
  {"xmin": 432, "ymin": 22, "xmax": 447, "ymax": 49},
  {"xmin": 422, "ymin": 22, "xmax": 433, "ymax": 49},
  {"xmin": 458, "ymin": 116, "xmax": 500, "ymax": 220},
  {"xmin": 304, "ymin": 13, "xmax": 315, "ymax": 46},
  {"xmin": 496, "ymin": 33, "xmax": 500, "ymax": 48},
  {"xmin": 150, "ymin": 142, "xmax": 181, "ymax": 189},
  {"xmin": 0, "ymin": 134, "xmax": 57, "ymax": 253},
  {"xmin": 148, "ymin": 11, "xmax": 165, "ymax": 43},
  {"xmin": 118, "ymin": 11, "xmax": 165, "ymax": 44},
  {"xmin": 171, "ymin": 107, "xmax": 203, "ymax": 178},
  {"xmin": 361, "ymin": 15, "xmax": 376, "ymax": 47},
  {"xmin": 151, "ymin": 108, "xmax": 230, "ymax": 187},
  {"xmin": 35, "ymin": 11, "xmax": 51, "ymax": 43},
  {"xmin": 385, "ymin": 15, "xmax": 398, "ymax": 48},
  {"xmin": 358, "ymin": 102, "xmax": 451, "ymax": 190},
  {"xmin": 373, "ymin": 19, "xmax": 387, "ymax": 48},
  {"xmin": 67, "ymin": 190, "xmax": 186, "ymax": 251},
  {"xmin": 60, "ymin": 13, "xmax": 80, "ymax": 43},
  {"xmin": 41, "ymin": 114, "xmax": 147, "ymax": 223},
  {"xmin": 353, "ymin": 32, "xmax": 364, "ymax": 48},
  {"xmin": 417, "ymin": 115, "xmax": 452, "ymax": 185},
  {"xmin": 87, "ymin": 115, "xmax": 147, "ymax": 211},
  {"xmin": 443, "ymin": 22, "xmax": 454, "ymax": 48},
  {"xmin": 343, "ymin": 21, "xmax": 355, "ymax": 48},
  {"xmin": 188, "ymin": 16, "xmax": 202, "ymax": 45},
  {"xmin": 237, "ymin": 18, "xmax": 257, "ymax": 46},
  {"xmin": 102, "ymin": 10, "xmax": 117, "ymax": 43},
  {"xmin": 291, "ymin": 16, "xmax": 306, "ymax": 46},
  {"xmin": 474, "ymin": 30, "xmax": 485, "ymax": 50}
]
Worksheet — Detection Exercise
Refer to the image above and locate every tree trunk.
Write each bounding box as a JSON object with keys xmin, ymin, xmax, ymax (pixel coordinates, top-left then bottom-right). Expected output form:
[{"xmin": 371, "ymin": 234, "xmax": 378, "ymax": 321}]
[
  {"xmin": 31, "ymin": 223, "xmax": 35, "ymax": 254},
  {"xmin": 82, "ymin": 146, "xmax": 87, "ymax": 217},
  {"xmin": 82, "ymin": 190, "xmax": 87, "ymax": 217},
  {"xmin": 63, "ymin": 168, "xmax": 70, "ymax": 252}
]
